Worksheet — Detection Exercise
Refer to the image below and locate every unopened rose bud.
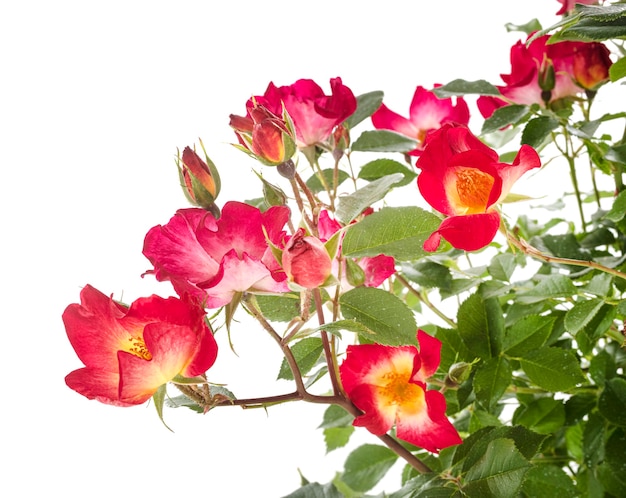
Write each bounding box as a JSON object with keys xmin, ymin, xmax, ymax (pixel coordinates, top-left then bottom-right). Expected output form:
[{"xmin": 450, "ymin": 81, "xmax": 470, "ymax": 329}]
[
  {"xmin": 446, "ymin": 361, "xmax": 473, "ymax": 386},
  {"xmin": 178, "ymin": 146, "xmax": 221, "ymax": 211},
  {"xmin": 331, "ymin": 124, "xmax": 350, "ymax": 161},
  {"xmin": 282, "ymin": 228, "xmax": 332, "ymax": 289},
  {"xmin": 230, "ymin": 105, "xmax": 297, "ymax": 166}
]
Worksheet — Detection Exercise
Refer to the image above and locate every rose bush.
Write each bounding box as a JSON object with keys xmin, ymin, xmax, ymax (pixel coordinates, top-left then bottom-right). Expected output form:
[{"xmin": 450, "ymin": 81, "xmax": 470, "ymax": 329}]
[{"xmin": 63, "ymin": 2, "xmax": 626, "ymax": 496}]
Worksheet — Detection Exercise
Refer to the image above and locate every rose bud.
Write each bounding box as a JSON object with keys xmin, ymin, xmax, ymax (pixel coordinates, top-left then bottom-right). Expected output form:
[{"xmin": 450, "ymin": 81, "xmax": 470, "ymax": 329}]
[
  {"xmin": 282, "ymin": 228, "xmax": 332, "ymax": 289},
  {"xmin": 178, "ymin": 146, "xmax": 221, "ymax": 213}
]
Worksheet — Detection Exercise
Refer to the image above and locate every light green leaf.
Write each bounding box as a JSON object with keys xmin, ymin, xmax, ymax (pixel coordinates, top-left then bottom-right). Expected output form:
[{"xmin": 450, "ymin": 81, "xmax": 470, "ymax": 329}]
[
  {"xmin": 564, "ymin": 298, "xmax": 606, "ymax": 334},
  {"xmin": 277, "ymin": 337, "xmax": 324, "ymax": 380},
  {"xmin": 481, "ymin": 105, "xmax": 529, "ymax": 134},
  {"xmin": 323, "ymin": 426, "xmax": 355, "ymax": 453},
  {"xmin": 358, "ymin": 158, "xmax": 417, "ymax": 187},
  {"xmin": 340, "ymin": 444, "xmax": 398, "ymax": 493},
  {"xmin": 610, "ymin": 56, "xmax": 626, "ymax": 82},
  {"xmin": 433, "ymin": 79, "xmax": 500, "ymax": 98},
  {"xmin": 152, "ymin": 384, "xmax": 173, "ymax": 432},
  {"xmin": 519, "ymin": 347, "xmax": 586, "ymax": 392},
  {"xmin": 517, "ymin": 274, "xmax": 578, "ymax": 304},
  {"xmin": 513, "ymin": 397, "xmax": 566, "ymax": 434},
  {"xmin": 339, "ymin": 287, "xmax": 417, "ymax": 346},
  {"xmin": 351, "ymin": 130, "xmax": 418, "ymax": 153},
  {"xmin": 605, "ymin": 189, "xmax": 626, "ymax": 222},
  {"xmin": 336, "ymin": 173, "xmax": 404, "ymax": 223},
  {"xmin": 342, "ymin": 206, "xmax": 443, "ymax": 260}
]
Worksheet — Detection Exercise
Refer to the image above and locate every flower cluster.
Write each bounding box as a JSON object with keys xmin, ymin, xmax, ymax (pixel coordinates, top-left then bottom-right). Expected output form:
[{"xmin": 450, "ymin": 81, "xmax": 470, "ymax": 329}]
[{"xmin": 63, "ymin": 3, "xmax": 626, "ymax": 493}]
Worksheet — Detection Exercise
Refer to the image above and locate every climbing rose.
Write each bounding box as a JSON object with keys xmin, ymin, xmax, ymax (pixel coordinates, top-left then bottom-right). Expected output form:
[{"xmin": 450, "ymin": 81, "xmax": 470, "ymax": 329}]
[
  {"xmin": 63, "ymin": 285, "xmax": 218, "ymax": 406},
  {"xmin": 416, "ymin": 124, "xmax": 541, "ymax": 252},
  {"xmin": 339, "ymin": 330, "xmax": 462, "ymax": 453},
  {"xmin": 371, "ymin": 85, "xmax": 470, "ymax": 155},
  {"xmin": 143, "ymin": 201, "xmax": 290, "ymax": 308}
]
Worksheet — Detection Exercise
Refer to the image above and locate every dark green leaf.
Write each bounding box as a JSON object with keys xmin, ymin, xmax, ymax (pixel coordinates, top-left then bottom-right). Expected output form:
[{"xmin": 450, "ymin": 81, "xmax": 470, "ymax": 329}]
[
  {"xmin": 598, "ymin": 377, "xmax": 626, "ymax": 426},
  {"xmin": 503, "ymin": 314, "xmax": 554, "ymax": 357},
  {"xmin": 341, "ymin": 444, "xmax": 398, "ymax": 493},
  {"xmin": 336, "ymin": 173, "xmax": 404, "ymax": 223},
  {"xmin": 589, "ymin": 350, "xmax": 616, "ymax": 387},
  {"xmin": 605, "ymin": 143, "xmax": 626, "ymax": 165},
  {"xmin": 519, "ymin": 347, "xmax": 586, "ymax": 391},
  {"xmin": 512, "ymin": 397, "xmax": 566, "ymax": 434},
  {"xmin": 282, "ymin": 482, "xmax": 344, "ymax": 498},
  {"xmin": 255, "ymin": 293, "xmax": 302, "ymax": 322},
  {"xmin": 351, "ymin": 130, "xmax": 418, "ymax": 153},
  {"xmin": 401, "ymin": 261, "xmax": 452, "ymax": 291},
  {"xmin": 433, "ymin": 79, "xmax": 500, "ymax": 98},
  {"xmin": 277, "ymin": 337, "xmax": 324, "ymax": 380},
  {"xmin": 474, "ymin": 356, "xmax": 512, "ymax": 411},
  {"xmin": 521, "ymin": 116, "xmax": 560, "ymax": 148},
  {"xmin": 342, "ymin": 206, "xmax": 443, "ymax": 260},
  {"xmin": 345, "ymin": 90, "xmax": 384, "ymax": 129},
  {"xmin": 339, "ymin": 287, "xmax": 417, "ymax": 346},
  {"xmin": 464, "ymin": 438, "xmax": 531, "ymax": 498},
  {"xmin": 488, "ymin": 253, "xmax": 517, "ymax": 282},
  {"xmin": 605, "ymin": 428, "xmax": 626, "ymax": 486},
  {"xmin": 583, "ymin": 412, "xmax": 605, "ymax": 467},
  {"xmin": 457, "ymin": 293, "xmax": 504, "ymax": 359},
  {"xmin": 520, "ymin": 465, "xmax": 578, "ymax": 497}
]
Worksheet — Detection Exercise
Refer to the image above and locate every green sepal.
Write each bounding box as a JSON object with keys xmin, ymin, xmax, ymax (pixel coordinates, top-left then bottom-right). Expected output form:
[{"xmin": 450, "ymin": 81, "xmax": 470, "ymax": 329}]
[
  {"xmin": 152, "ymin": 384, "xmax": 173, "ymax": 432},
  {"xmin": 170, "ymin": 374, "xmax": 207, "ymax": 385}
]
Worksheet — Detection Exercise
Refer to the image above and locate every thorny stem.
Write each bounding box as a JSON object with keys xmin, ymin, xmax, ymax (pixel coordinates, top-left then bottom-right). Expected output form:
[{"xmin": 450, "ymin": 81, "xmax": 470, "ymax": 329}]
[
  {"xmin": 182, "ymin": 292, "xmax": 434, "ymax": 475},
  {"xmin": 313, "ymin": 287, "xmax": 343, "ymax": 397},
  {"xmin": 506, "ymin": 230, "xmax": 626, "ymax": 281},
  {"xmin": 395, "ymin": 274, "xmax": 457, "ymax": 328}
]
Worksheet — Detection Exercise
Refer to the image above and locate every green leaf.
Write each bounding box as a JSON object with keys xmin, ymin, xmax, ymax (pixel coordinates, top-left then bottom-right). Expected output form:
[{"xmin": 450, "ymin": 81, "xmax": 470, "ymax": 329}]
[
  {"xmin": 521, "ymin": 116, "xmax": 560, "ymax": 148},
  {"xmin": 351, "ymin": 130, "xmax": 418, "ymax": 153},
  {"xmin": 474, "ymin": 356, "xmax": 512, "ymax": 411},
  {"xmin": 342, "ymin": 206, "xmax": 443, "ymax": 260},
  {"xmin": 605, "ymin": 143, "xmax": 626, "ymax": 165},
  {"xmin": 255, "ymin": 293, "xmax": 302, "ymax": 322},
  {"xmin": 605, "ymin": 189, "xmax": 626, "ymax": 222},
  {"xmin": 319, "ymin": 404, "xmax": 354, "ymax": 429},
  {"xmin": 598, "ymin": 377, "xmax": 626, "ymax": 426},
  {"xmin": 324, "ymin": 426, "xmax": 355, "ymax": 453},
  {"xmin": 589, "ymin": 350, "xmax": 616, "ymax": 387},
  {"xmin": 401, "ymin": 261, "xmax": 453, "ymax": 292},
  {"xmin": 583, "ymin": 412, "xmax": 605, "ymax": 467},
  {"xmin": 358, "ymin": 158, "xmax": 417, "ymax": 187},
  {"xmin": 306, "ymin": 168, "xmax": 350, "ymax": 194},
  {"xmin": 513, "ymin": 397, "xmax": 566, "ymax": 434},
  {"xmin": 282, "ymin": 482, "xmax": 344, "ymax": 498},
  {"xmin": 520, "ymin": 465, "xmax": 578, "ymax": 497},
  {"xmin": 610, "ymin": 56, "xmax": 626, "ymax": 82},
  {"xmin": 314, "ymin": 319, "xmax": 376, "ymax": 340},
  {"xmin": 517, "ymin": 274, "xmax": 578, "ymax": 304},
  {"xmin": 488, "ymin": 253, "xmax": 517, "ymax": 282},
  {"xmin": 564, "ymin": 298, "xmax": 606, "ymax": 335},
  {"xmin": 345, "ymin": 90, "xmax": 384, "ymax": 129},
  {"xmin": 464, "ymin": 438, "xmax": 531, "ymax": 498},
  {"xmin": 457, "ymin": 293, "xmax": 504, "ymax": 359},
  {"xmin": 481, "ymin": 105, "xmax": 529, "ymax": 134},
  {"xmin": 519, "ymin": 347, "xmax": 586, "ymax": 392},
  {"xmin": 336, "ymin": 173, "xmax": 404, "ymax": 223},
  {"xmin": 503, "ymin": 314, "xmax": 554, "ymax": 357},
  {"xmin": 277, "ymin": 337, "xmax": 324, "ymax": 380},
  {"xmin": 433, "ymin": 79, "xmax": 500, "ymax": 98},
  {"xmin": 339, "ymin": 287, "xmax": 417, "ymax": 346},
  {"xmin": 550, "ymin": 4, "xmax": 626, "ymax": 42},
  {"xmin": 340, "ymin": 444, "xmax": 398, "ymax": 493},
  {"xmin": 605, "ymin": 428, "xmax": 626, "ymax": 486}
]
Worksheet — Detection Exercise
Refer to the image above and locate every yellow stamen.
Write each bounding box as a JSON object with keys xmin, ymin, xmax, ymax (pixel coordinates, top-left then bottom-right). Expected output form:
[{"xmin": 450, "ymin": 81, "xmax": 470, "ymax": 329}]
[
  {"xmin": 125, "ymin": 336, "xmax": 152, "ymax": 361},
  {"xmin": 379, "ymin": 371, "xmax": 422, "ymax": 406},
  {"xmin": 451, "ymin": 168, "xmax": 494, "ymax": 214}
]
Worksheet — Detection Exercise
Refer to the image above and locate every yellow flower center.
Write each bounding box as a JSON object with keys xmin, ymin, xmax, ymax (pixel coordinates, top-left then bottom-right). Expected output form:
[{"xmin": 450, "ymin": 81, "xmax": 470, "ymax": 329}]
[
  {"xmin": 125, "ymin": 336, "xmax": 153, "ymax": 361},
  {"xmin": 451, "ymin": 167, "xmax": 495, "ymax": 214},
  {"xmin": 379, "ymin": 371, "xmax": 422, "ymax": 406}
]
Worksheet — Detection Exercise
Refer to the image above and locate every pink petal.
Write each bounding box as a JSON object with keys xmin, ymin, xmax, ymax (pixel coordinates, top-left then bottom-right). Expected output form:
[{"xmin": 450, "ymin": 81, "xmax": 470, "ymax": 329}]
[
  {"xmin": 413, "ymin": 330, "xmax": 442, "ymax": 381},
  {"xmin": 396, "ymin": 390, "xmax": 462, "ymax": 453}
]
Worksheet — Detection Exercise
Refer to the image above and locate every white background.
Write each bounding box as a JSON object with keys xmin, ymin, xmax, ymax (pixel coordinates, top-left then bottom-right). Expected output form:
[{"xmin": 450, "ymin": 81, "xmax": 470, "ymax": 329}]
[{"xmin": 0, "ymin": 1, "xmax": 605, "ymax": 497}]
